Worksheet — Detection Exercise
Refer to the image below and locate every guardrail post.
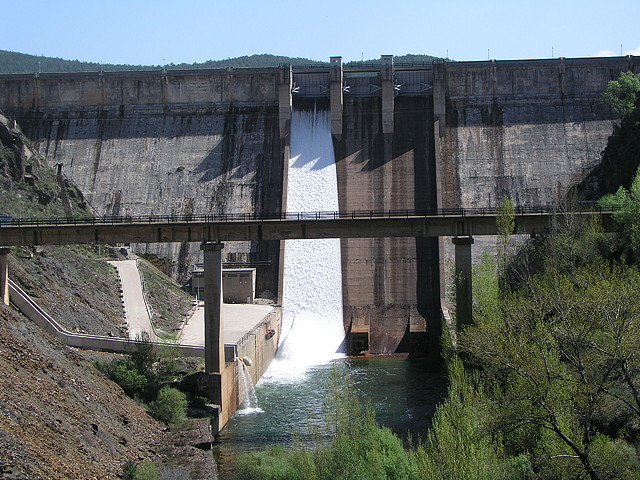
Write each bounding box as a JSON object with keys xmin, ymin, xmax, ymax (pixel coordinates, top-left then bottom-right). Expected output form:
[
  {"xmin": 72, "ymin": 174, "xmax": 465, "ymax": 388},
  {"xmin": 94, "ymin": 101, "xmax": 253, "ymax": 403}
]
[{"xmin": 0, "ymin": 247, "xmax": 9, "ymax": 305}]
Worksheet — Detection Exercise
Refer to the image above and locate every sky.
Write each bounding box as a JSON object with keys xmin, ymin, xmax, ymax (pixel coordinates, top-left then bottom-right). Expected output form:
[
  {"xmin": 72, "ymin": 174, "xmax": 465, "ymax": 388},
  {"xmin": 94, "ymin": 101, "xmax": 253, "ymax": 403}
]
[{"xmin": 1, "ymin": 0, "xmax": 639, "ymax": 66}]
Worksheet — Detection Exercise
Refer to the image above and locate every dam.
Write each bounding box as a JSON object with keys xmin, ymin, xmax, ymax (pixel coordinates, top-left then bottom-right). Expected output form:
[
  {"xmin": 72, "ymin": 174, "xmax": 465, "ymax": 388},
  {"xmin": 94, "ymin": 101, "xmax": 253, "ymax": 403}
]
[{"xmin": 0, "ymin": 54, "xmax": 636, "ymax": 358}]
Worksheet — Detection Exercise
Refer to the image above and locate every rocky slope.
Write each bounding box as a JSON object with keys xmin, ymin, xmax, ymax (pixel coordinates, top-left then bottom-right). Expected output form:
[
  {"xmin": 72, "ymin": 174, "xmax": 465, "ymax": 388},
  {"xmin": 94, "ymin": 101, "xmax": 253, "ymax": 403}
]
[{"xmin": 0, "ymin": 304, "xmax": 216, "ymax": 479}]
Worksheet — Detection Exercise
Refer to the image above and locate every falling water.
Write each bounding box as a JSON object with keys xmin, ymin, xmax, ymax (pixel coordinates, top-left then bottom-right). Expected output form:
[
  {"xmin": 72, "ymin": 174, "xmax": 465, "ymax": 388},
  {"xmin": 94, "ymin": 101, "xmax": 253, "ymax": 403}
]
[
  {"xmin": 264, "ymin": 105, "xmax": 344, "ymax": 381},
  {"xmin": 236, "ymin": 359, "xmax": 262, "ymax": 415}
]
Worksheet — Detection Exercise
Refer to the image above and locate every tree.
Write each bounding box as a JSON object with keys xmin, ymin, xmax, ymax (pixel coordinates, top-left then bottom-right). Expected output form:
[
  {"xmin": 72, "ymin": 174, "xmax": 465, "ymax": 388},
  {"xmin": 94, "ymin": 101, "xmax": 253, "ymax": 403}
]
[
  {"xmin": 460, "ymin": 263, "xmax": 640, "ymax": 480},
  {"xmin": 413, "ymin": 358, "xmax": 533, "ymax": 480},
  {"xmin": 601, "ymin": 71, "xmax": 640, "ymax": 119},
  {"xmin": 496, "ymin": 196, "xmax": 515, "ymax": 272},
  {"xmin": 599, "ymin": 166, "xmax": 640, "ymax": 261}
]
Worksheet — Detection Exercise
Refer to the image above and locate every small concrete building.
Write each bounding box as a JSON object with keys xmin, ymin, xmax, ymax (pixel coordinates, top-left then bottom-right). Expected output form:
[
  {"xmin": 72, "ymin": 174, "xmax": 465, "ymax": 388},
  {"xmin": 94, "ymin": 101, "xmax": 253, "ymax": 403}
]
[{"xmin": 191, "ymin": 264, "xmax": 256, "ymax": 304}]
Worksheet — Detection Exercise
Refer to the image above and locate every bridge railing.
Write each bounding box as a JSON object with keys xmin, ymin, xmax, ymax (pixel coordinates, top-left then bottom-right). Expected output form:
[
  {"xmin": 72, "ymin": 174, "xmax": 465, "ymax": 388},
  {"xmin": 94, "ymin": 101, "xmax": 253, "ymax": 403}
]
[{"xmin": 0, "ymin": 203, "xmax": 622, "ymax": 228}]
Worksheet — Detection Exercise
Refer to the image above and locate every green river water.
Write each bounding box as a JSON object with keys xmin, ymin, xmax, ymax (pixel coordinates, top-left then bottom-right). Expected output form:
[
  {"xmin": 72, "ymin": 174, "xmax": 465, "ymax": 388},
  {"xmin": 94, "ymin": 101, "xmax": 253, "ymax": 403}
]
[{"xmin": 213, "ymin": 356, "xmax": 445, "ymax": 478}]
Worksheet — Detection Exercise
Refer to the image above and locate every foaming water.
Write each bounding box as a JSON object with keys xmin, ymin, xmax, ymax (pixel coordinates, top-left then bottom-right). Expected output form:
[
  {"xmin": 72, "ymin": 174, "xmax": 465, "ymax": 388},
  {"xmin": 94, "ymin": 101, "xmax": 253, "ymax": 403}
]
[{"xmin": 264, "ymin": 107, "xmax": 344, "ymax": 383}]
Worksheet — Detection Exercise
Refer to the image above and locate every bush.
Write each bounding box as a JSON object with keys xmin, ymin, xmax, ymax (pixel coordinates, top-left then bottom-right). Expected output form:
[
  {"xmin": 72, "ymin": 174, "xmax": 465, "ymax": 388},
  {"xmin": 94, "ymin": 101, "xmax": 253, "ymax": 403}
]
[
  {"xmin": 124, "ymin": 460, "xmax": 159, "ymax": 480},
  {"xmin": 94, "ymin": 358, "xmax": 148, "ymax": 398},
  {"xmin": 235, "ymin": 445, "xmax": 316, "ymax": 480},
  {"xmin": 149, "ymin": 387, "xmax": 187, "ymax": 425}
]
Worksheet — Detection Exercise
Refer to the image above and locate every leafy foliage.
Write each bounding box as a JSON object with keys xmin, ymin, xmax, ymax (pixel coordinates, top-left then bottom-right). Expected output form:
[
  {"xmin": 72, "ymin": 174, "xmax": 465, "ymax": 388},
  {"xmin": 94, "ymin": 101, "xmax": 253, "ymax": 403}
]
[
  {"xmin": 94, "ymin": 334, "xmax": 179, "ymax": 401},
  {"xmin": 601, "ymin": 71, "xmax": 640, "ymax": 118},
  {"xmin": 124, "ymin": 460, "xmax": 160, "ymax": 480},
  {"xmin": 461, "ymin": 258, "xmax": 640, "ymax": 479},
  {"xmin": 598, "ymin": 73, "xmax": 640, "ymax": 195},
  {"xmin": 413, "ymin": 358, "xmax": 534, "ymax": 480},
  {"xmin": 496, "ymin": 196, "xmax": 515, "ymax": 274},
  {"xmin": 149, "ymin": 387, "xmax": 188, "ymax": 425},
  {"xmin": 599, "ymin": 166, "xmax": 640, "ymax": 260}
]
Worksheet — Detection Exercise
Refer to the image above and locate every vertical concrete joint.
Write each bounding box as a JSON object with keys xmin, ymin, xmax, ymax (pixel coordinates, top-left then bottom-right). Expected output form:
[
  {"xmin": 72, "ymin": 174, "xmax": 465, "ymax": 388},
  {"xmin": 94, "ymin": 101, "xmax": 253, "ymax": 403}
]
[
  {"xmin": 452, "ymin": 236, "xmax": 474, "ymax": 329},
  {"xmin": 200, "ymin": 242, "xmax": 225, "ymax": 377},
  {"xmin": 432, "ymin": 61, "xmax": 447, "ymax": 138},
  {"xmin": 278, "ymin": 65, "xmax": 293, "ymax": 140},
  {"xmin": 381, "ymin": 55, "xmax": 394, "ymax": 134},
  {"xmin": 0, "ymin": 247, "xmax": 9, "ymax": 306},
  {"xmin": 329, "ymin": 56, "xmax": 343, "ymax": 136}
]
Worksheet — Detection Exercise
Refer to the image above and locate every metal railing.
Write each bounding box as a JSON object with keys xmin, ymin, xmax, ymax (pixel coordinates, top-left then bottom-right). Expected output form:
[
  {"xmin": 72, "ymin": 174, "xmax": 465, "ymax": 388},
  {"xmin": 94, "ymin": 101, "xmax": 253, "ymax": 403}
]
[{"xmin": 0, "ymin": 204, "xmax": 620, "ymax": 228}]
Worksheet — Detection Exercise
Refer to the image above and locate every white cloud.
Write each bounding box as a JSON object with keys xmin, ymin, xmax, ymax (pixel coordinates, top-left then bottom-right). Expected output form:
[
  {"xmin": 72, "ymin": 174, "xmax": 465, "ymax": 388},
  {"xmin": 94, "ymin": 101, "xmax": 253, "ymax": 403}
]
[
  {"xmin": 625, "ymin": 45, "xmax": 640, "ymax": 56},
  {"xmin": 593, "ymin": 46, "xmax": 640, "ymax": 57},
  {"xmin": 593, "ymin": 49, "xmax": 615, "ymax": 57}
]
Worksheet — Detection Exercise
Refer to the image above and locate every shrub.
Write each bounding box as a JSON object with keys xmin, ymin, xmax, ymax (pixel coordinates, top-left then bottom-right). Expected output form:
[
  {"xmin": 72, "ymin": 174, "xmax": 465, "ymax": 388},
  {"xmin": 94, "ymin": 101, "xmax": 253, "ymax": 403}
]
[
  {"xmin": 235, "ymin": 445, "xmax": 316, "ymax": 480},
  {"xmin": 112, "ymin": 359, "xmax": 149, "ymax": 397},
  {"xmin": 124, "ymin": 460, "xmax": 159, "ymax": 480},
  {"xmin": 149, "ymin": 387, "xmax": 187, "ymax": 425},
  {"xmin": 94, "ymin": 358, "xmax": 148, "ymax": 398}
]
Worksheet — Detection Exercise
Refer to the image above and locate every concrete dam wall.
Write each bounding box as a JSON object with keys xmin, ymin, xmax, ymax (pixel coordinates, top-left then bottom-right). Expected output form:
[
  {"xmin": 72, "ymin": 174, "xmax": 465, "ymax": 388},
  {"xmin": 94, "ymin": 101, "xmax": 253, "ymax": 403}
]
[
  {"xmin": 0, "ymin": 68, "xmax": 290, "ymax": 296},
  {"xmin": 0, "ymin": 55, "xmax": 636, "ymax": 355},
  {"xmin": 435, "ymin": 57, "xmax": 636, "ymax": 209},
  {"xmin": 434, "ymin": 57, "xmax": 637, "ymax": 284}
]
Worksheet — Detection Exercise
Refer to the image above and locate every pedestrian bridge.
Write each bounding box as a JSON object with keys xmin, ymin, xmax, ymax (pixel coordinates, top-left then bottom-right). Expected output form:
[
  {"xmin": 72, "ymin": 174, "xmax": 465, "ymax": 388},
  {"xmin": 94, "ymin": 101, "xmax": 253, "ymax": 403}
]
[{"xmin": 0, "ymin": 206, "xmax": 615, "ymax": 247}]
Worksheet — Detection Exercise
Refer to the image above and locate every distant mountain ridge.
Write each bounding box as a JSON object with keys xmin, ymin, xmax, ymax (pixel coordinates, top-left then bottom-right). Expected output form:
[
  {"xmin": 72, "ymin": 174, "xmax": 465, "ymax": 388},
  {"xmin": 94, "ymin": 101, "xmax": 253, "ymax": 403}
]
[{"xmin": 0, "ymin": 50, "xmax": 443, "ymax": 74}]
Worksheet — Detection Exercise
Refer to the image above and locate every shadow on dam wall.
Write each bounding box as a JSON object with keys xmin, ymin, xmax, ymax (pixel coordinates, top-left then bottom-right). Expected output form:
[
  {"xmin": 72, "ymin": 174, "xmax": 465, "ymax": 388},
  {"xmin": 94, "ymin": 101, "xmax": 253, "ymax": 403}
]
[
  {"xmin": 332, "ymin": 95, "xmax": 441, "ymax": 357},
  {"xmin": 12, "ymin": 105, "xmax": 284, "ymax": 296}
]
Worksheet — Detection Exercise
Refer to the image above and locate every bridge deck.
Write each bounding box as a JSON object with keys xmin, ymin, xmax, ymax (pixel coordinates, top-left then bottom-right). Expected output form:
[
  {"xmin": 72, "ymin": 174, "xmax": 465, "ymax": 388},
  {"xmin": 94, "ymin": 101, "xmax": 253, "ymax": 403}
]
[{"xmin": 0, "ymin": 208, "xmax": 615, "ymax": 246}]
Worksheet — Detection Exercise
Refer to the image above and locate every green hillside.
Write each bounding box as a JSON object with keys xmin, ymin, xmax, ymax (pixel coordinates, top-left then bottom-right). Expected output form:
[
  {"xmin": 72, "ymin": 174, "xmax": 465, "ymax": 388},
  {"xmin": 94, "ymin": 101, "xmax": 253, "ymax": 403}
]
[
  {"xmin": 0, "ymin": 50, "xmax": 444, "ymax": 74},
  {"xmin": 0, "ymin": 50, "xmax": 324, "ymax": 73}
]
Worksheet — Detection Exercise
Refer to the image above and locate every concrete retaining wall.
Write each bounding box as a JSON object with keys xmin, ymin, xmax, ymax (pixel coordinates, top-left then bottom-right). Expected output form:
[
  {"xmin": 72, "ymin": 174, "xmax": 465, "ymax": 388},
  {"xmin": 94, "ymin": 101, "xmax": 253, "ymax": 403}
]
[
  {"xmin": 218, "ymin": 308, "xmax": 281, "ymax": 430},
  {"xmin": 9, "ymin": 278, "xmax": 204, "ymax": 356}
]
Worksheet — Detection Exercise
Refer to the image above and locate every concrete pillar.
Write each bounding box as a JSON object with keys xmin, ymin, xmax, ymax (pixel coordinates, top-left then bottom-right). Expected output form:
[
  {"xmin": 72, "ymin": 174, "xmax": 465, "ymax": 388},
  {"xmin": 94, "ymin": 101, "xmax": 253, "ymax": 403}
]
[
  {"xmin": 380, "ymin": 55, "xmax": 394, "ymax": 134},
  {"xmin": 329, "ymin": 56, "xmax": 343, "ymax": 136},
  {"xmin": 278, "ymin": 65, "xmax": 292, "ymax": 140},
  {"xmin": 0, "ymin": 248, "xmax": 9, "ymax": 306},
  {"xmin": 201, "ymin": 242, "xmax": 225, "ymax": 375},
  {"xmin": 452, "ymin": 236, "xmax": 474, "ymax": 329}
]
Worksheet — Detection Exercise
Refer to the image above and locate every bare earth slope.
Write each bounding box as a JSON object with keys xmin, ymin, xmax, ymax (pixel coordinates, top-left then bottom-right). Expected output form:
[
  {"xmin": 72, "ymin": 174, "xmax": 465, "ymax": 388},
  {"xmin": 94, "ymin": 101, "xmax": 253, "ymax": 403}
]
[{"xmin": 0, "ymin": 304, "xmax": 216, "ymax": 479}]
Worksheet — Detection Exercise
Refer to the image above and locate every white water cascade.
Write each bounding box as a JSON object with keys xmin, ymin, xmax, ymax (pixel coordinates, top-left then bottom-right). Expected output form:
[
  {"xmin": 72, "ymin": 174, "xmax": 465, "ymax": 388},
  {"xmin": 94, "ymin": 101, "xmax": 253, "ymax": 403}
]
[
  {"xmin": 236, "ymin": 359, "xmax": 262, "ymax": 415},
  {"xmin": 264, "ymin": 106, "xmax": 344, "ymax": 382}
]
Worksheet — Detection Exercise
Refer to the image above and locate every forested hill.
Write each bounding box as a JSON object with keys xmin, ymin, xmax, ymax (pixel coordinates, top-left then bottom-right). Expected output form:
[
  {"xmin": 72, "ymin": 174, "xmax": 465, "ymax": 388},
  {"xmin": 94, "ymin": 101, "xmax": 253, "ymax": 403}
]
[{"xmin": 0, "ymin": 50, "xmax": 443, "ymax": 74}]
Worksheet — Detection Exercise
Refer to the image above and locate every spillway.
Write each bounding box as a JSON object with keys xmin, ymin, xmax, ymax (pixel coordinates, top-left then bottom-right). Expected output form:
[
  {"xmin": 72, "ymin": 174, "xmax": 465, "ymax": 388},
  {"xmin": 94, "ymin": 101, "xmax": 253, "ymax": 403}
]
[{"xmin": 266, "ymin": 105, "xmax": 344, "ymax": 380}]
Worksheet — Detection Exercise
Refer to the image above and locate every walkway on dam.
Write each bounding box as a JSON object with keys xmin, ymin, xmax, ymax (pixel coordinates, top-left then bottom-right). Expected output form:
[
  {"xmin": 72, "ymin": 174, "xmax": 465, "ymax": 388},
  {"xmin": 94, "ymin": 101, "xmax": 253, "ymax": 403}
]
[
  {"xmin": 108, "ymin": 259, "xmax": 157, "ymax": 341},
  {"xmin": 108, "ymin": 257, "xmax": 275, "ymax": 347},
  {"xmin": 180, "ymin": 303, "xmax": 276, "ymax": 346}
]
